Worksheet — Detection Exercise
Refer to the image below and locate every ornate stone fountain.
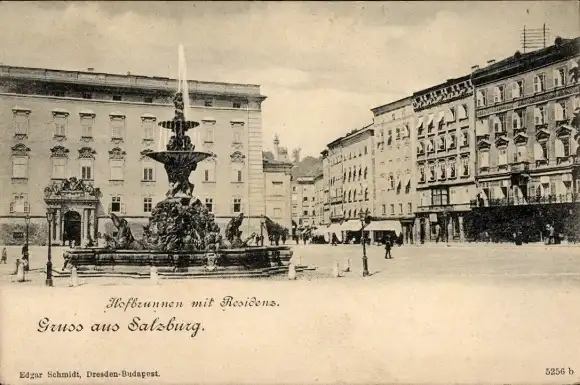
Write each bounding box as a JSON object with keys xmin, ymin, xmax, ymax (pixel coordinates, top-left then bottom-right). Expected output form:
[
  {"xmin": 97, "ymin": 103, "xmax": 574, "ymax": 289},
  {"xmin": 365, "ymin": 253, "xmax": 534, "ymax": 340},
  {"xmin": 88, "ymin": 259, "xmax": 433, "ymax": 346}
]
[{"xmin": 60, "ymin": 69, "xmax": 293, "ymax": 279}]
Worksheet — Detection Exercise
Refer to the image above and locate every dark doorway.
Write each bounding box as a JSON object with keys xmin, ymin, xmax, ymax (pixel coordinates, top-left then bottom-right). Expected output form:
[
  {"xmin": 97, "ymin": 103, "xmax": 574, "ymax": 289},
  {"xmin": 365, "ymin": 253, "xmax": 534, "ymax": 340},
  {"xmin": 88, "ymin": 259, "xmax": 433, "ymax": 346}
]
[{"xmin": 63, "ymin": 211, "xmax": 82, "ymax": 246}]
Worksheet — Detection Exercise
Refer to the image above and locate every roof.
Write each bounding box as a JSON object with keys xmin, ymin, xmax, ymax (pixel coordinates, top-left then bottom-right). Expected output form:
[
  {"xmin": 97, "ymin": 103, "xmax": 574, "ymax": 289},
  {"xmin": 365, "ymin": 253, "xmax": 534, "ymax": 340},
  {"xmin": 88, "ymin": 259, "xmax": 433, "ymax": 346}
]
[{"xmin": 326, "ymin": 123, "xmax": 374, "ymax": 149}]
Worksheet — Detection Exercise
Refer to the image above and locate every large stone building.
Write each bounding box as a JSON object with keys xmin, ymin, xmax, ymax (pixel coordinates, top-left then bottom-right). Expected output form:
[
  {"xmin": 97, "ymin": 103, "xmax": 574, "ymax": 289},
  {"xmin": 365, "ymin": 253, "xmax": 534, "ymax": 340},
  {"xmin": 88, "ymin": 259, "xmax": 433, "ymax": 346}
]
[
  {"xmin": 469, "ymin": 36, "xmax": 580, "ymax": 241},
  {"xmin": 412, "ymin": 75, "xmax": 476, "ymax": 242},
  {"xmin": 371, "ymin": 97, "xmax": 415, "ymax": 243},
  {"xmin": 0, "ymin": 64, "xmax": 274, "ymax": 245}
]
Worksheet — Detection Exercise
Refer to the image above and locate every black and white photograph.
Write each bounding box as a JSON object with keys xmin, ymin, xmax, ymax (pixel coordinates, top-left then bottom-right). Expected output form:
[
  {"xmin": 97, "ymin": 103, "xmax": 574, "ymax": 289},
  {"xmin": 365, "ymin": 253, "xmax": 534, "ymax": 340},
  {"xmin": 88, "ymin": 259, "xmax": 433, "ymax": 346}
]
[{"xmin": 0, "ymin": 1, "xmax": 579, "ymax": 384}]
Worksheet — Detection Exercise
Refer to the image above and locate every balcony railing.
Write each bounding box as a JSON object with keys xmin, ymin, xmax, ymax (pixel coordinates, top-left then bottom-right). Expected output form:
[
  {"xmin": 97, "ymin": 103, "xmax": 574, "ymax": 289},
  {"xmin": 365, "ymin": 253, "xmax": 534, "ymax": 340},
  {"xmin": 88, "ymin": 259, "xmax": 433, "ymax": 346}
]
[
  {"xmin": 471, "ymin": 193, "xmax": 580, "ymax": 208},
  {"xmin": 509, "ymin": 161, "xmax": 530, "ymax": 173}
]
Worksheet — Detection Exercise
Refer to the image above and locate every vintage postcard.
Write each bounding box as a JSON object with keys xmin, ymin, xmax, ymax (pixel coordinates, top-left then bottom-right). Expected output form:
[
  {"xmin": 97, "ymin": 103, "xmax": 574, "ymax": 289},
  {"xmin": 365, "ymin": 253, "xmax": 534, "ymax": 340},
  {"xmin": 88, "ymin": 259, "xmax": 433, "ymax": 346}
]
[{"xmin": 1, "ymin": 1, "xmax": 579, "ymax": 384}]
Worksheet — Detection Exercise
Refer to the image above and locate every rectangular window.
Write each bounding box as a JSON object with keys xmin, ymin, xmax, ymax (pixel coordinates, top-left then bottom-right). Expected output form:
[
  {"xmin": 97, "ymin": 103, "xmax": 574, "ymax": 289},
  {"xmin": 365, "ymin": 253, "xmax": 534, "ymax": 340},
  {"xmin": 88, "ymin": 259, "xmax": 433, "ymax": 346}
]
[
  {"xmin": 407, "ymin": 202, "xmax": 412, "ymax": 213},
  {"xmin": 512, "ymin": 80, "xmax": 524, "ymax": 98},
  {"xmin": 233, "ymin": 129, "xmax": 243, "ymax": 143},
  {"xmin": 142, "ymin": 163, "xmax": 154, "ymax": 181},
  {"xmin": 205, "ymin": 198, "xmax": 213, "ymax": 213},
  {"xmin": 512, "ymin": 109, "xmax": 525, "ymax": 129},
  {"xmin": 112, "ymin": 95, "xmax": 122, "ymax": 101},
  {"xmin": 143, "ymin": 198, "xmax": 152, "ymax": 213},
  {"xmin": 144, "ymin": 96, "xmax": 154, "ymax": 103},
  {"xmin": 431, "ymin": 188, "xmax": 449, "ymax": 206},
  {"xmin": 143, "ymin": 120, "xmax": 155, "ymax": 139},
  {"xmin": 303, "ymin": 210, "xmax": 308, "ymax": 216},
  {"xmin": 12, "ymin": 157, "xmax": 27, "ymax": 178},
  {"xmin": 479, "ymin": 151, "xmax": 490, "ymax": 168},
  {"xmin": 54, "ymin": 116, "xmax": 67, "ymax": 137},
  {"xmin": 494, "ymin": 114, "xmax": 506, "ymax": 132},
  {"xmin": 110, "ymin": 160, "xmax": 124, "ymax": 181},
  {"xmin": 390, "ymin": 204, "xmax": 395, "ymax": 214},
  {"xmin": 14, "ymin": 112, "xmax": 29, "ymax": 136},
  {"xmin": 111, "ymin": 196, "xmax": 121, "ymax": 213},
  {"xmin": 204, "ymin": 100, "xmax": 213, "ymax": 107},
  {"xmin": 533, "ymin": 74, "xmax": 545, "ymax": 93},
  {"xmin": 205, "ymin": 126, "xmax": 214, "ymax": 142},
  {"xmin": 82, "ymin": 93, "xmax": 92, "ymax": 99},
  {"xmin": 382, "ymin": 204, "xmax": 386, "ymax": 215},
  {"xmin": 233, "ymin": 198, "xmax": 242, "ymax": 213},
  {"xmin": 516, "ymin": 145, "xmax": 527, "ymax": 162},
  {"xmin": 111, "ymin": 117, "xmax": 125, "ymax": 138},
  {"xmin": 80, "ymin": 159, "xmax": 93, "ymax": 180},
  {"xmin": 52, "ymin": 158, "xmax": 66, "ymax": 179},
  {"xmin": 535, "ymin": 106, "xmax": 546, "ymax": 125},
  {"xmin": 477, "ymin": 90, "xmax": 487, "ymax": 107},
  {"xmin": 498, "ymin": 148, "xmax": 508, "ymax": 165},
  {"xmin": 554, "ymin": 68, "xmax": 566, "ymax": 87},
  {"xmin": 81, "ymin": 116, "xmax": 94, "ymax": 137},
  {"xmin": 399, "ymin": 203, "xmax": 403, "ymax": 214},
  {"xmin": 233, "ymin": 102, "xmax": 241, "ymax": 109}
]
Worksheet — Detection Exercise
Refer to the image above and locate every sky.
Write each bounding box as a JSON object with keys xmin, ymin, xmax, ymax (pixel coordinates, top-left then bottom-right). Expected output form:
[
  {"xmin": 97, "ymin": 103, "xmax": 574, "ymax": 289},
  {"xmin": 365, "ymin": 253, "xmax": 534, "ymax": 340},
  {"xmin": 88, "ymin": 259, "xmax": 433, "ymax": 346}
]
[{"xmin": 0, "ymin": 1, "xmax": 578, "ymax": 158}]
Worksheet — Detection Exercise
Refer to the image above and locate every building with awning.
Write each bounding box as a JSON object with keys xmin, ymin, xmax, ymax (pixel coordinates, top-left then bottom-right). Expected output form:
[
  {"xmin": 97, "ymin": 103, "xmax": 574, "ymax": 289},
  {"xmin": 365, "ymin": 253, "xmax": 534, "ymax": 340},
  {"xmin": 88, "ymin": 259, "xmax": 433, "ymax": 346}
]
[
  {"xmin": 412, "ymin": 72, "xmax": 475, "ymax": 244},
  {"xmin": 467, "ymin": 36, "xmax": 580, "ymax": 243},
  {"xmin": 371, "ymin": 96, "xmax": 416, "ymax": 244}
]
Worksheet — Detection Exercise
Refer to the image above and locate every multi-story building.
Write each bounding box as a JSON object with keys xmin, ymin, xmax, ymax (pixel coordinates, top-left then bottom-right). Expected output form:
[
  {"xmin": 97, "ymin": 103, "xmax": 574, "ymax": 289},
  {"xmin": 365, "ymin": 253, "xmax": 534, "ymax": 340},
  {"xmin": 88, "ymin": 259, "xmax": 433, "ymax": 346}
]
[
  {"xmin": 313, "ymin": 172, "xmax": 325, "ymax": 226},
  {"xmin": 412, "ymin": 75, "xmax": 476, "ymax": 242},
  {"xmin": 469, "ymin": 36, "xmax": 580, "ymax": 241},
  {"xmin": 371, "ymin": 97, "xmax": 415, "ymax": 243},
  {"xmin": 0, "ymin": 65, "xmax": 270, "ymax": 245},
  {"xmin": 321, "ymin": 148, "xmax": 332, "ymax": 225},
  {"xmin": 291, "ymin": 176, "xmax": 316, "ymax": 231},
  {"xmin": 321, "ymin": 124, "xmax": 375, "ymax": 241}
]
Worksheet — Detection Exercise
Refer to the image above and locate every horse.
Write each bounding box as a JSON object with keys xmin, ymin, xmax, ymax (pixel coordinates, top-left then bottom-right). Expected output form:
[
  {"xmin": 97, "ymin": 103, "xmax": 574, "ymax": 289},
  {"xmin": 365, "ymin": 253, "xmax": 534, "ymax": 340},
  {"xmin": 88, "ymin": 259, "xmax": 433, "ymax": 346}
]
[{"xmin": 109, "ymin": 213, "xmax": 147, "ymax": 250}]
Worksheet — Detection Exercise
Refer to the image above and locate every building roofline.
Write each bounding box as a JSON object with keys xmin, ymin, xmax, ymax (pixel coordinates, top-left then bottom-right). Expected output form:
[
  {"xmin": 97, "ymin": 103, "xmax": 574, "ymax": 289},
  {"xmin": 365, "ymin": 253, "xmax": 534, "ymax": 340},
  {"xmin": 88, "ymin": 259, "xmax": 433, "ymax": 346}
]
[
  {"xmin": 0, "ymin": 64, "xmax": 266, "ymax": 99},
  {"xmin": 412, "ymin": 74, "xmax": 472, "ymax": 98},
  {"xmin": 471, "ymin": 36, "xmax": 580, "ymax": 86},
  {"xmin": 326, "ymin": 123, "xmax": 373, "ymax": 148},
  {"xmin": 371, "ymin": 96, "xmax": 413, "ymax": 115}
]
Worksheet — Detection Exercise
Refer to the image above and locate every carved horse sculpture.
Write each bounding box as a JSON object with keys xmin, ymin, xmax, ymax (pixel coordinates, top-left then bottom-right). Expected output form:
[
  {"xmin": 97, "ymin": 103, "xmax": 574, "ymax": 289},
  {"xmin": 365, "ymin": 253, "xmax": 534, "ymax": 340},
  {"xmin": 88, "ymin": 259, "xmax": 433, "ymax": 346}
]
[
  {"xmin": 109, "ymin": 213, "xmax": 147, "ymax": 250},
  {"xmin": 225, "ymin": 213, "xmax": 244, "ymax": 244}
]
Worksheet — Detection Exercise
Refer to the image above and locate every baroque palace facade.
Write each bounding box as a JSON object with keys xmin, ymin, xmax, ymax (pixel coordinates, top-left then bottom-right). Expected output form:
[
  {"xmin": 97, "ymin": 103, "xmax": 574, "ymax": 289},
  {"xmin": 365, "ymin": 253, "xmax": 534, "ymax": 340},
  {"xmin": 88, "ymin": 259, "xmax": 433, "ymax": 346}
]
[
  {"xmin": 317, "ymin": 36, "xmax": 579, "ymax": 243},
  {"xmin": 0, "ymin": 65, "xmax": 291, "ymax": 246}
]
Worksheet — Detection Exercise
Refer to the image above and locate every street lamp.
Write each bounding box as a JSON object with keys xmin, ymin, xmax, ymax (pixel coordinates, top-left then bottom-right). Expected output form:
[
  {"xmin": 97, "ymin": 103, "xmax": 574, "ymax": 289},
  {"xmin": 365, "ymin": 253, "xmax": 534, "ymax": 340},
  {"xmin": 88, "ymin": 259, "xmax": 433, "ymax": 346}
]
[
  {"xmin": 260, "ymin": 216, "xmax": 265, "ymax": 247},
  {"xmin": 359, "ymin": 208, "xmax": 371, "ymax": 277},
  {"xmin": 24, "ymin": 214, "xmax": 30, "ymax": 272},
  {"xmin": 45, "ymin": 209, "xmax": 55, "ymax": 287}
]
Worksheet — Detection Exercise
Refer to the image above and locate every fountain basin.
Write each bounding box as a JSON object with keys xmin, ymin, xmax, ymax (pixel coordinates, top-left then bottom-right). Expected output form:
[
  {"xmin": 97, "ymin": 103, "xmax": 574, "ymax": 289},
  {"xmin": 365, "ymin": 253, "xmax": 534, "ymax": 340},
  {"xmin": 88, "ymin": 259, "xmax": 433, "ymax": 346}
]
[
  {"xmin": 145, "ymin": 150, "xmax": 214, "ymax": 165},
  {"xmin": 158, "ymin": 120, "xmax": 199, "ymax": 130},
  {"xmin": 59, "ymin": 246, "xmax": 294, "ymax": 279}
]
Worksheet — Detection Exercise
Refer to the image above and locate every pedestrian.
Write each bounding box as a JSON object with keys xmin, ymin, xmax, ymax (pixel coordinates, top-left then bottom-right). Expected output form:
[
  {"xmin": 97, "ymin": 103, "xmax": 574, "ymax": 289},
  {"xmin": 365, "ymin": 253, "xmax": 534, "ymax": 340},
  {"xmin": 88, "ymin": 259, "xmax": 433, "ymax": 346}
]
[
  {"xmin": 384, "ymin": 236, "xmax": 393, "ymax": 259},
  {"xmin": 281, "ymin": 233, "xmax": 286, "ymax": 245},
  {"xmin": 435, "ymin": 224, "xmax": 441, "ymax": 243},
  {"xmin": 1, "ymin": 247, "xmax": 7, "ymax": 264},
  {"xmin": 21, "ymin": 243, "xmax": 29, "ymax": 272},
  {"xmin": 549, "ymin": 224, "xmax": 555, "ymax": 245}
]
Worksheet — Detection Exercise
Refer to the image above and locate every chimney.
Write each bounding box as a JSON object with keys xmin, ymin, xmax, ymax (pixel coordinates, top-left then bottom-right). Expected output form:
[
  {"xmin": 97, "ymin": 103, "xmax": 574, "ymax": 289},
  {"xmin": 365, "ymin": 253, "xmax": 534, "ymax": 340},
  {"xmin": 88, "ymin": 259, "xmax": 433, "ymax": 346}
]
[
  {"xmin": 87, "ymin": 67, "xmax": 94, "ymax": 72},
  {"xmin": 487, "ymin": 59, "xmax": 496, "ymax": 65},
  {"xmin": 471, "ymin": 65, "xmax": 480, "ymax": 71},
  {"xmin": 127, "ymin": 71, "xmax": 131, "ymax": 76}
]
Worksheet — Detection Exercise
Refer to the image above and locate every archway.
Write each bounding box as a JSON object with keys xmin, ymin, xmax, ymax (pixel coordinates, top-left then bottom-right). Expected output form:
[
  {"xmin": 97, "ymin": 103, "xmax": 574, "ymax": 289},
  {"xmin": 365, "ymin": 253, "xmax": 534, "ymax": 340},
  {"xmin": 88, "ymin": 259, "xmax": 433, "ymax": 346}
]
[{"xmin": 63, "ymin": 211, "xmax": 82, "ymax": 247}]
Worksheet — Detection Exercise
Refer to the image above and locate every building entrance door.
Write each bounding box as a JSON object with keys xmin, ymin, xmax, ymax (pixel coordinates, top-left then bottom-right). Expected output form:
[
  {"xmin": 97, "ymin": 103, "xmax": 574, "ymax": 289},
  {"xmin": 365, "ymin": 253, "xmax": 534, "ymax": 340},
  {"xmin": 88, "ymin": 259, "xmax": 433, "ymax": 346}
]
[{"xmin": 63, "ymin": 211, "xmax": 82, "ymax": 247}]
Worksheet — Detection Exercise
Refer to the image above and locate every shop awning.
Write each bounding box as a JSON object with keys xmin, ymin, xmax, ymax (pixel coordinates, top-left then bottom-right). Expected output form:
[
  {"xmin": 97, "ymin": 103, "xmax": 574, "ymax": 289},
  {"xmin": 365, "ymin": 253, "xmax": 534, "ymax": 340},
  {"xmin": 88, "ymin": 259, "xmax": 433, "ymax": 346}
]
[
  {"xmin": 340, "ymin": 220, "xmax": 363, "ymax": 232},
  {"xmin": 324, "ymin": 223, "xmax": 342, "ymax": 234},
  {"xmin": 365, "ymin": 220, "xmax": 402, "ymax": 233}
]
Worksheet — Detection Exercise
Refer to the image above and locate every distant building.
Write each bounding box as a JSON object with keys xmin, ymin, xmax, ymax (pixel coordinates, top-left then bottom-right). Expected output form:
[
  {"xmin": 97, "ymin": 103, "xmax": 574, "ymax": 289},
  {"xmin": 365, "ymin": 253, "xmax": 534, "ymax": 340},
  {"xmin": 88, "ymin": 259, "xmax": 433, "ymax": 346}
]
[
  {"xmin": 0, "ymin": 64, "xmax": 268, "ymax": 245},
  {"xmin": 469, "ymin": 36, "xmax": 580, "ymax": 242},
  {"xmin": 291, "ymin": 176, "xmax": 316, "ymax": 234},
  {"xmin": 412, "ymin": 75, "xmax": 476, "ymax": 243},
  {"xmin": 313, "ymin": 172, "xmax": 325, "ymax": 226},
  {"xmin": 371, "ymin": 97, "xmax": 415, "ymax": 243},
  {"xmin": 262, "ymin": 144, "xmax": 293, "ymax": 234}
]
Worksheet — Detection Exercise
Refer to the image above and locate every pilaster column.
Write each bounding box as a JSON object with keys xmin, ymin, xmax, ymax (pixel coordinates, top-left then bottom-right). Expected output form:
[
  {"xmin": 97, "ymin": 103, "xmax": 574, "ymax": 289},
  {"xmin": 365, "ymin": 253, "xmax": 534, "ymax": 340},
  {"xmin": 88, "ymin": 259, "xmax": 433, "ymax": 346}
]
[
  {"xmin": 55, "ymin": 209, "xmax": 62, "ymax": 243},
  {"xmin": 425, "ymin": 218, "xmax": 431, "ymax": 242},
  {"xmin": 459, "ymin": 215, "xmax": 465, "ymax": 242},
  {"xmin": 82, "ymin": 209, "xmax": 88, "ymax": 246}
]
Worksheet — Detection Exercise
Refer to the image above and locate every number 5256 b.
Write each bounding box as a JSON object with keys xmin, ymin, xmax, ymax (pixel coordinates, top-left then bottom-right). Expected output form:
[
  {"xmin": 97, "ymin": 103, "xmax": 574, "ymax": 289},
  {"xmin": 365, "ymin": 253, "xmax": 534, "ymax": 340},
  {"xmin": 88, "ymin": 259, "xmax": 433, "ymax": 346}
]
[{"xmin": 546, "ymin": 368, "xmax": 574, "ymax": 375}]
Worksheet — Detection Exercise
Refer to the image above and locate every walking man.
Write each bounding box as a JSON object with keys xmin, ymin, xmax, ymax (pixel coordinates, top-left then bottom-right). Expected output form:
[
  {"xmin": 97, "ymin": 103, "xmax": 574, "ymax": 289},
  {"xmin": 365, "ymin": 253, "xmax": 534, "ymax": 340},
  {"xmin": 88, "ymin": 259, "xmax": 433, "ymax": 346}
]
[
  {"xmin": 384, "ymin": 236, "xmax": 393, "ymax": 259},
  {"xmin": 1, "ymin": 247, "xmax": 7, "ymax": 264}
]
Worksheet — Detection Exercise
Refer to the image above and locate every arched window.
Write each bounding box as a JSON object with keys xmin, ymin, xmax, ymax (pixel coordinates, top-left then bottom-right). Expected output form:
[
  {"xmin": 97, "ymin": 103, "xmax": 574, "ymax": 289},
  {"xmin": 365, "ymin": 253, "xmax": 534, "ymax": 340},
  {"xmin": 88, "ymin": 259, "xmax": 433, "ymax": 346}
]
[{"xmin": 364, "ymin": 187, "xmax": 369, "ymax": 201}]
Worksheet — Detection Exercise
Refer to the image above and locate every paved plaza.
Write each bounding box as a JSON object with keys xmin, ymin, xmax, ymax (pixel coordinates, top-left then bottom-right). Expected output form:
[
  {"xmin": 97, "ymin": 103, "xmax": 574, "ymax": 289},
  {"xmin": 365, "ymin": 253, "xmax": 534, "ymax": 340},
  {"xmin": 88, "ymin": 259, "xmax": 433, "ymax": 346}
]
[{"xmin": 1, "ymin": 243, "xmax": 579, "ymax": 287}]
